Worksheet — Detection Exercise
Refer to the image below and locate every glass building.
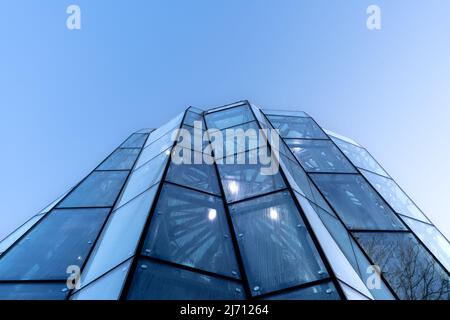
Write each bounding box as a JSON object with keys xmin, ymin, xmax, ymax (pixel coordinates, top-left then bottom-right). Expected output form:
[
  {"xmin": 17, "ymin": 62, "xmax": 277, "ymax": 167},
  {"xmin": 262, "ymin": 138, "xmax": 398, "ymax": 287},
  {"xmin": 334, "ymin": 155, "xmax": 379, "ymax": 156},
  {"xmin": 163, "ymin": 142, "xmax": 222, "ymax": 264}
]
[{"xmin": 0, "ymin": 101, "xmax": 449, "ymax": 300}]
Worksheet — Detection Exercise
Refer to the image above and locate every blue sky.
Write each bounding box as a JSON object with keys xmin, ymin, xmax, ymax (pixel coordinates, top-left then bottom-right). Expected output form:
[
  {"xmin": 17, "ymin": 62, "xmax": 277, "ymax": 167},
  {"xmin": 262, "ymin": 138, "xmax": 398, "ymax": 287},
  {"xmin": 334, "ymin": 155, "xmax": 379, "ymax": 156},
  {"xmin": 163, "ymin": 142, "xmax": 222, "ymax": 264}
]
[{"xmin": 1, "ymin": 0, "xmax": 450, "ymax": 240}]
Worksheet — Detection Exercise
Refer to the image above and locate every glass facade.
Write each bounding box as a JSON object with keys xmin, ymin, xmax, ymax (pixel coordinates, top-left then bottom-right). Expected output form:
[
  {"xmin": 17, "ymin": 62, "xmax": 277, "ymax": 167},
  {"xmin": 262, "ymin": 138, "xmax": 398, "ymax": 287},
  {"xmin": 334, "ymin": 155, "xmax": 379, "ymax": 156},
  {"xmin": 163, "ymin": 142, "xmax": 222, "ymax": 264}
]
[{"xmin": 1, "ymin": 101, "xmax": 448, "ymax": 300}]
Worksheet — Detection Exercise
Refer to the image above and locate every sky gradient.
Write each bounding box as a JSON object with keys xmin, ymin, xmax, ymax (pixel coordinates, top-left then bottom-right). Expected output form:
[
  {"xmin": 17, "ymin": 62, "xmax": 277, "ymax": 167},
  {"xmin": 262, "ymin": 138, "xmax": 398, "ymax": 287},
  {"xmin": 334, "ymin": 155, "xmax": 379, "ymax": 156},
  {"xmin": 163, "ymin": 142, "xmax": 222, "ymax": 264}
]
[{"xmin": 1, "ymin": 0, "xmax": 450, "ymax": 240}]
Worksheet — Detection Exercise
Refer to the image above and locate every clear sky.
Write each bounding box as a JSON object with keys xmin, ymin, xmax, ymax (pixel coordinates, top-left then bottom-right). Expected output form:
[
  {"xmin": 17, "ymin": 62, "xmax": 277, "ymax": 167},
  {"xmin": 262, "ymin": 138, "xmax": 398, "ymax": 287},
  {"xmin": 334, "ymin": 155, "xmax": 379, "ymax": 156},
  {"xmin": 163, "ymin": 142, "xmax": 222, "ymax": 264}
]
[{"xmin": 1, "ymin": 0, "xmax": 449, "ymax": 240}]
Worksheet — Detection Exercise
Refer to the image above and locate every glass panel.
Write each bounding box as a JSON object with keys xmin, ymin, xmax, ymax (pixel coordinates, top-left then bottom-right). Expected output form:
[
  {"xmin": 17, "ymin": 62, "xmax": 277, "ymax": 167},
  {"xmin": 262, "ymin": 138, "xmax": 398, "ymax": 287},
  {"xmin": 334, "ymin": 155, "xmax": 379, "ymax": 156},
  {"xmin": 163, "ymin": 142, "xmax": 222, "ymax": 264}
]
[
  {"xmin": 183, "ymin": 111, "xmax": 205, "ymax": 128},
  {"xmin": 97, "ymin": 148, "xmax": 140, "ymax": 171},
  {"xmin": 324, "ymin": 129, "xmax": 361, "ymax": 147},
  {"xmin": 279, "ymin": 154, "xmax": 332, "ymax": 211},
  {"xmin": 311, "ymin": 201, "xmax": 394, "ymax": 300},
  {"xmin": 81, "ymin": 186, "xmax": 158, "ymax": 286},
  {"xmin": 212, "ymin": 121, "xmax": 266, "ymax": 158},
  {"xmin": 267, "ymin": 115, "xmax": 328, "ymax": 139},
  {"xmin": 339, "ymin": 281, "xmax": 371, "ymax": 300},
  {"xmin": 116, "ymin": 150, "xmax": 169, "ymax": 207},
  {"xmin": 402, "ymin": 216, "xmax": 450, "ymax": 272},
  {"xmin": 354, "ymin": 232, "xmax": 450, "ymax": 300},
  {"xmin": 311, "ymin": 174, "xmax": 406, "ymax": 231},
  {"xmin": 361, "ymin": 169, "xmax": 430, "ymax": 223},
  {"xmin": 135, "ymin": 130, "xmax": 175, "ymax": 169},
  {"xmin": 331, "ymin": 137, "xmax": 388, "ymax": 177},
  {"xmin": 206, "ymin": 101, "xmax": 247, "ymax": 113},
  {"xmin": 264, "ymin": 282, "xmax": 340, "ymax": 300},
  {"xmin": 165, "ymin": 150, "xmax": 221, "ymax": 195},
  {"xmin": 145, "ymin": 112, "xmax": 183, "ymax": 147},
  {"xmin": 262, "ymin": 109, "xmax": 309, "ymax": 117},
  {"xmin": 0, "ymin": 214, "xmax": 45, "ymax": 254},
  {"xmin": 188, "ymin": 106, "xmax": 204, "ymax": 114},
  {"xmin": 229, "ymin": 191, "xmax": 328, "ymax": 296},
  {"xmin": 120, "ymin": 133, "xmax": 147, "ymax": 148},
  {"xmin": 143, "ymin": 183, "xmax": 240, "ymax": 279},
  {"xmin": 136, "ymin": 128, "xmax": 153, "ymax": 134},
  {"xmin": 205, "ymin": 105, "xmax": 254, "ymax": 130},
  {"xmin": 58, "ymin": 171, "xmax": 128, "ymax": 208},
  {"xmin": 177, "ymin": 125, "xmax": 211, "ymax": 153},
  {"xmin": 0, "ymin": 208, "xmax": 108, "ymax": 280},
  {"xmin": 72, "ymin": 260, "xmax": 131, "ymax": 300},
  {"xmin": 217, "ymin": 149, "xmax": 285, "ymax": 203},
  {"xmin": 127, "ymin": 259, "xmax": 245, "ymax": 300},
  {"xmin": 0, "ymin": 283, "xmax": 68, "ymax": 300},
  {"xmin": 287, "ymin": 139, "xmax": 356, "ymax": 173},
  {"xmin": 40, "ymin": 191, "xmax": 71, "ymax": 213}
]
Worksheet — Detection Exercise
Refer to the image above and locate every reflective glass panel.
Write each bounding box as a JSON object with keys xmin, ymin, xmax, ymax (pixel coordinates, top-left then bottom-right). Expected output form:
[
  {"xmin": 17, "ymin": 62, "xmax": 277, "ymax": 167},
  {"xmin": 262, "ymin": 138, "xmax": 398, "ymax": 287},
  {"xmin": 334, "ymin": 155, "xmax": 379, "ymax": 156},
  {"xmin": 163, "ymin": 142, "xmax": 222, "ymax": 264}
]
[
  {"xmin": 177, "ymin": 125, "xmax": 211, "ymax": 153},
  {"xmin": 311, "ymin": 202, "xmax": 394, "ymax": 299},
  {"xmin": 58, "ymin": 171, "xmax": 128, "ymax": 208},
  {"xmin": 165, "ymin": 150, "xmax": 221, "ymax": 195},
  {"xmin": 97, "ymin": 148, "xmax": 140, "ymax": 171},
  {"xmin": 183, "ymin": 111, "xmax": 206, "ymax": 128},
  {"xmin": 361, "ymin": 169, "xmax": 430, "ymax": 223},
  {"xmin": 135, "ymin": 130, "xmax": 175, "ymax": 169},
  {"xmin": 72, "ymin": 260, "xmax": 131, "ymax": 300},
  {"xmin": 116, "ymin": 150, "xmax": 169, "ymax": 207},
  {"xmin": 287, "ymin": 139, "xmax": 356, "ymax": 173},
  {"xmin": 354, "ymin": 232, "xmax": 450, "ymax": 300},
  {"xmin": 263, "ymin": 109, "xmax": 309, "ymax": 117},
  {"xmin": 145, "ymin": 112, "xmax": 183, "ymax": 147},
  {"xmin": 402, "ymin": 216, "xmax": 450, "ymax": 272},
  {"xmin": 0, "ymin": 283, "xmax": 68, "ymax": 300},
  {"xmin": 264, "ymin": 282, "xmax": 340, "ymax": 300},
  {"xmin": 212, "ymin": 121, "xmax": 266, "ymax": 158},
  {"xmin": 311, "ymin": 174, "xmax": 406, "ymax": 231},
  {"xmin": 143, "ymin": 184, "xmax": 240, "ymax": 279},
  {"xmin": 324, "ymin": 129, "xmax": 361, "ymax": 147},
  {"xmin": 331, "ymin": 137, "xmax": 388, "ymax": 177},
  {"xmin": 121, "ymin": 133, "xmax": 147, "ymax": 148},
  {"xmin": 205, "ymin": 105, "xmax": 254, "ymax": 130},
  {"xmin": 0, "ymin": 214, "xmax": 45, "ymax": 254},
  {"xmin": 81, "ymin": 186, "xmax": 158, "ymax": 286},
  {"xmin": 267, "ymin": 115, "xmax": 328, "ymax": 139},
  {"xmin": 0, "ymin": 208, "xmax": 108, "ymax": 280},
  {"xmin": 229, "ymin": 191, "xmax": 328, "ymax": 296},
  {"xmin": 127, "ymin": 259, "xmax": 245, "ymax": 300},
  {"xmin": 279, "ymin": 154, "xmax": 332, "ymax": 211},
  {"xmin": 217, "ymin": 149, "xmax": 285, "ymax": 203}
]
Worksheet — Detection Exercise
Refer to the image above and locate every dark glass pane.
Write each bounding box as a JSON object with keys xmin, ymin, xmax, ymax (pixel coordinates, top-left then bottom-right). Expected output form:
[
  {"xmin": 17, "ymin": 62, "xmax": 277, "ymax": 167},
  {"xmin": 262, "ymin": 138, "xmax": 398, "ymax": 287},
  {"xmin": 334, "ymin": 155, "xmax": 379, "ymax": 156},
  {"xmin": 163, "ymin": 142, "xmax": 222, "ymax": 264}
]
[
  {"xmin": 264, "ymin": 282, "xmax": 340, "ymax": 300},
  {"xmin": 267, "ymin": 115, "xmax": 327, "ymax": 139},
  {"xmin": 331, "ymin": 137, "xmax": 388, "ymax": 177},
  {"xmin": 229, "ymin": 191, "xmax": 328, "ymax": 296},
  {"xmin": 354, "ymin": 232, "xmax": 450, "ymax": 300},
  {"xmin": 121, "ymin": 133, "xmax": 147, "ymax": 148},
  {"xmin": 97, "ymin": 148, "xmax": 140, "ymax": 171},
  {"xmin": 205, "ymin": 105, "xmax": 255, "ymax": 130},
  {"xmin": 361, "ymin": 169, "xmax": 430, "ymax": 223},
  {"xmin": 0, "ymin": 208, "xmax": 108, "ymax": 280},
  {"xmin": 166, "ymin": 150, "xmax": 221, "ymax": 195},
  {"xmin": 58, "ymin": 171, "xmax": 128, "ymax": 208},
  {"xmin": 143, "ymin": 184, "xmax": 240, "ymax": 279},
  {"xmin": 311, "ymin": 174, "xmax": 406, "ymax": 231},
  {"xmin": 127, "ymin": 259, "xmax": 245, "ymax": 300},
  {"xmin": 287, "ymin": 139, "xmax": 356, "ymax": 173},
  {"xmin": 217, "ymin": 149, "xmax": 286, "ymax": 203},
  {"xmin": 0, "ymin": 283, "xmax": 68, "ymax": 300}
]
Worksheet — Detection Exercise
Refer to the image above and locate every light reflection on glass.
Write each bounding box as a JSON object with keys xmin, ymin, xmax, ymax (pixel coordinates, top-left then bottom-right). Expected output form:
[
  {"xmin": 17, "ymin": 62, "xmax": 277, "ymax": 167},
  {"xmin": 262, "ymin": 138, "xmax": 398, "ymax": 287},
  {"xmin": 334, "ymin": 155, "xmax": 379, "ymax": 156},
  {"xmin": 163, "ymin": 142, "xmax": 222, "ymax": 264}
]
[{"xmin": 208, "ymin": 208, "xmax": 217, "ymax": 221}]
